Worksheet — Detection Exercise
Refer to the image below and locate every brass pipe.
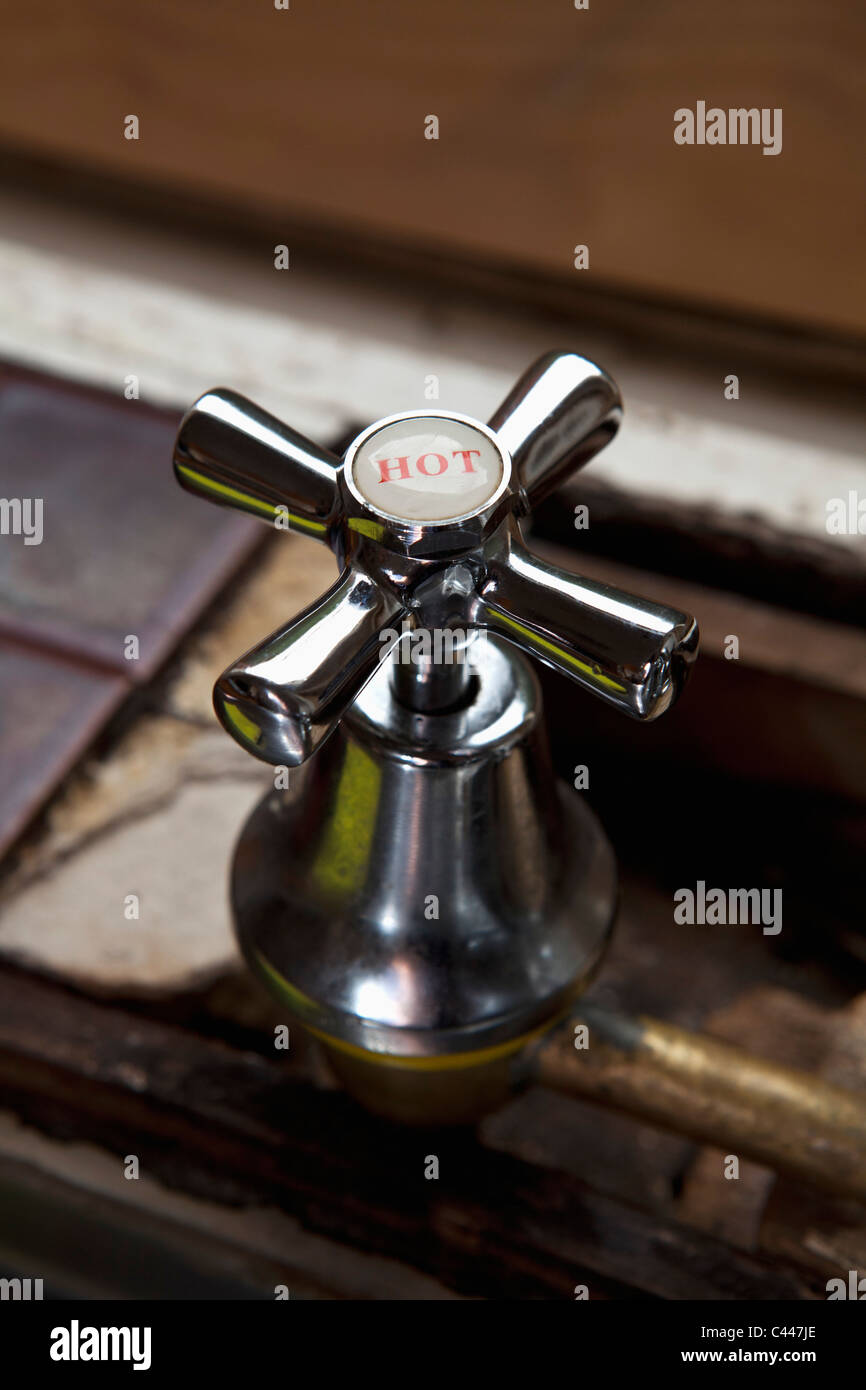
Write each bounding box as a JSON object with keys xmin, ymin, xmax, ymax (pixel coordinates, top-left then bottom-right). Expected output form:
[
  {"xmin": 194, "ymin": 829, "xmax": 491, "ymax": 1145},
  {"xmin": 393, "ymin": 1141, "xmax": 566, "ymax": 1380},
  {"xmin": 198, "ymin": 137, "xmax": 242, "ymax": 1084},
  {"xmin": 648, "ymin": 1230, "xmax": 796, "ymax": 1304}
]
[{"xmin": 531, "ymin": 1005, "xmax": 866, "ymax": 1204}]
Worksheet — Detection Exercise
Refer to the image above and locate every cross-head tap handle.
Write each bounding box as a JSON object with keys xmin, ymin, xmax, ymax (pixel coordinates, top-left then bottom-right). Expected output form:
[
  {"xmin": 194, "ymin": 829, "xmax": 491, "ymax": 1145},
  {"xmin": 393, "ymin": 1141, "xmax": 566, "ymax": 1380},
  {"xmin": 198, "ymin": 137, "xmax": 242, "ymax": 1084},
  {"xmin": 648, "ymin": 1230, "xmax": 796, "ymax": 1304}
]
[{"xmin": 173, "ymin": 351, "xmax": 698, "ymax": 766}]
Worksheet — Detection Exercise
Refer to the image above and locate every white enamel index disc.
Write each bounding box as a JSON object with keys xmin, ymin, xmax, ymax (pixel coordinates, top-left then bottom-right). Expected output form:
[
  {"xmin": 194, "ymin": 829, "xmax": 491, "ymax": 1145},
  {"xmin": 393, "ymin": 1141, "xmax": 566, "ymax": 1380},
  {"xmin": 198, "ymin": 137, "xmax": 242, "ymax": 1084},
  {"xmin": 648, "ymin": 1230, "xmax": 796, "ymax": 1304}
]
[{"xmin": 350, "ymin": 415, "xmax": 505, "ymax": 522}]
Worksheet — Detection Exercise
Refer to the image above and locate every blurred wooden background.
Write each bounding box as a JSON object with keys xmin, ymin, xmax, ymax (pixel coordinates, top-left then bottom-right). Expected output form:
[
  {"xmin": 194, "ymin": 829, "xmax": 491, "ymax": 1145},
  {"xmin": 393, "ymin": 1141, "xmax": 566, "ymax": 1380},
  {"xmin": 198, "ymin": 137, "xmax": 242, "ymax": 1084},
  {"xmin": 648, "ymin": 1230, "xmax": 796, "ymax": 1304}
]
[{"xmin": 0, "ymin": 0, "xmax": 862, "ymax": 335}]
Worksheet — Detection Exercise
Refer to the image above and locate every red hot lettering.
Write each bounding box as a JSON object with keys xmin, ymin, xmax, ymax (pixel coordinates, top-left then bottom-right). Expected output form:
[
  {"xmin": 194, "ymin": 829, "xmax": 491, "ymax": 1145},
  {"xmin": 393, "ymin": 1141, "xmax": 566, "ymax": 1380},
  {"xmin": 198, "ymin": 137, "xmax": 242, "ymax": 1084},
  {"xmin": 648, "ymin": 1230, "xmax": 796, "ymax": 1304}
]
[
  {"xmin": 416, "ymin": 453, "xmax": 448, "ymax": 476},
  {"xmin": 375, "ymin": 448, "xmax": 481, "ymax": 484},
  {"xmin": 453, "ymin": 449, "xmax": 480, "ymax": 473},
  {"xmin": 376, "ymin": 455, "xmax": 411, "ymax": 484}
]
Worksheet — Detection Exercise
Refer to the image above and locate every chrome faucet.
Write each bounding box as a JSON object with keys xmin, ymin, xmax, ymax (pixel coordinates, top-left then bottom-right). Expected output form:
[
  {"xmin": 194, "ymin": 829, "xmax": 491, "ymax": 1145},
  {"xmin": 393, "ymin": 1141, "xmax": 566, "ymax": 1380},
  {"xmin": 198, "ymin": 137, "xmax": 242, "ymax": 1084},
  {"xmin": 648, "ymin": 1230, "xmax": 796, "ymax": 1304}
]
[{"xmin": 174, "ymin": 352, "xmax": 698, "ymax": 1122}]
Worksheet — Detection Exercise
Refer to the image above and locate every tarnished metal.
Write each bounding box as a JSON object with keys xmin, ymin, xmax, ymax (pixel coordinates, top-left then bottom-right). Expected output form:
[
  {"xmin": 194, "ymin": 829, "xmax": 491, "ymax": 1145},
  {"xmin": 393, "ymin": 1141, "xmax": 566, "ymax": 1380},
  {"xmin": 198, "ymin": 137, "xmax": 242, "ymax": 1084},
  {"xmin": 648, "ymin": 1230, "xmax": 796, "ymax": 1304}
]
[{"xmin": 532, "ymin": 1004, "xmax": 866, "ymax": 1203}]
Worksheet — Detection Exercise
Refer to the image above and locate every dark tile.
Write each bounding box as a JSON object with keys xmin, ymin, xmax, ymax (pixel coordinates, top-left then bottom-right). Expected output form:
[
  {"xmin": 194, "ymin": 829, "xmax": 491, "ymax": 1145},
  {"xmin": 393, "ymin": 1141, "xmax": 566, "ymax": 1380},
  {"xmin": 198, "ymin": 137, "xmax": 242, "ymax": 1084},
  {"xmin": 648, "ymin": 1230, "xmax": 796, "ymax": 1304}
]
[
  {"xmin": 0, "ymin": 640, "xmax": 127, "ymax": 860},
  {"xmin": 0, "ymin": 362, "xmax": 265, "ymax": 857},
  {"xmin": 0, "ymin": 365, "xmax": 262, "ymax": 681}
]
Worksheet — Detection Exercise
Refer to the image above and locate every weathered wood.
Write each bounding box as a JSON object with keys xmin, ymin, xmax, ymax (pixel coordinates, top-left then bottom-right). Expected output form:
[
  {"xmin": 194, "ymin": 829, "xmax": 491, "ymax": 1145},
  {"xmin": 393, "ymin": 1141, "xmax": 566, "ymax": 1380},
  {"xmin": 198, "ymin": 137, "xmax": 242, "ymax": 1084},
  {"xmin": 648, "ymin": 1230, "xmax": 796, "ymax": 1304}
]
[
  {"xmin": 0, "ymin": 967, "xmax": 811, "ymax": 1300},
  {"xmin": 0, "ymin": 1, "xmax": 862, "ymax": 334},
  {"xmin": 532, "ymin": 485, "xmax": 866, "ymax": 632},
  {"xmin": 535, "ymin": 539, "xmax": 866, "ymax": 811}
]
